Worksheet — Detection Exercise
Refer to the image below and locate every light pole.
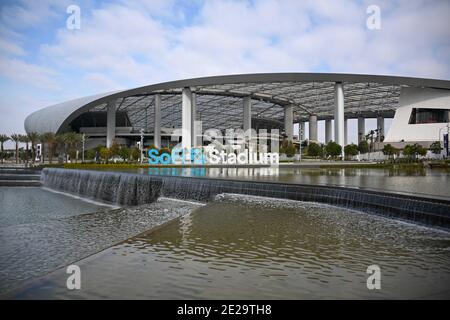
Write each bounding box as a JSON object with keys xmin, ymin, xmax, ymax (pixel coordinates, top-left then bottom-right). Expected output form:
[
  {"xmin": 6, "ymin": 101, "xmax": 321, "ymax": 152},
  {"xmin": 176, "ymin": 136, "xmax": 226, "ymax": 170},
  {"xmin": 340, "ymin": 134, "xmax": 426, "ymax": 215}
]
[
  {"xmin": 140, "ymin": 129, "xmax": 144, "ymax": 164},
  {"xmin": 448, "ymin": 122, "xmax": 450, "ymax": 157},
  {"xmin": 298, "ymin": 121, "xmax": 303, "ymax": 162},
  {"xmin": 82, "ymin": 133, "xmax": 85, "ymax": 163},
  {"xmin": 439, "ymin": 124, "xmax": 450, "ymax": 158}
]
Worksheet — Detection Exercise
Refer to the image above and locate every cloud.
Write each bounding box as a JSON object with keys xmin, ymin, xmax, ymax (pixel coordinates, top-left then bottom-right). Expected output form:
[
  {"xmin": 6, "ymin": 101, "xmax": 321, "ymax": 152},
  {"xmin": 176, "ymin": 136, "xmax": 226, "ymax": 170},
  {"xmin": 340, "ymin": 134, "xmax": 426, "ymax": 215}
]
[
  {"xmin": 39, "ymin": 0, "xmax": 450, "ymax": 83},
  {"xmin": 41, "ymin": 4, "xmax": 172, "ymax": 85},
  {"xmin": 0, "ymin": 57, "xmax": 58, "ymax": 89},
  {"xmin": 0, "ymin": 0, "xmax": 69, "ymax": 29},
  {"xmin": 0, "ymin": 38, "xmax": 25, "ymax": 56},
  {"xmin": 82, "ymin": 72, "xmax": 124, "ymax": 92}
]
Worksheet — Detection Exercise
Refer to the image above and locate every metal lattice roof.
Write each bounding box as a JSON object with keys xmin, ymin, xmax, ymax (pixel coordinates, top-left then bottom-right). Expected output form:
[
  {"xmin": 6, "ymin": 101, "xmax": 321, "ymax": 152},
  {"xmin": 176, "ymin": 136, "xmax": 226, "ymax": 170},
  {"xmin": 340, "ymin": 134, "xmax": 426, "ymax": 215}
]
[{"xmin": 25, "ymin": 73, "xmax": 450, "ymax": 134}]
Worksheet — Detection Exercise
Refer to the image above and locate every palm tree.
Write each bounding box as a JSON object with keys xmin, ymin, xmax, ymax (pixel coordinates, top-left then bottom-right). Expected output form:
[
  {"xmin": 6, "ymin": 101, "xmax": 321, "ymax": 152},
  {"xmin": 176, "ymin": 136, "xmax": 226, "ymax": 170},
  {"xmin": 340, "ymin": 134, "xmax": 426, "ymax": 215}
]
[
  {"xmin": 27, "ymin": 132, "xmax": 39, "ymax": 164},
  {"xmin": 0, "ymin": 134, "xmax": 10, "ymax": 164},
  {"xmin": 10, "ymin": 133, "xmax": 21, "ymax": 164},
  {"xmin": 19, "ymin": 134, "xmax": 30, "ymax": 165},
  {"xmin": 41, "ymin": 132, "xmax": 57, "ymax": 164},
  {"xmin": 63, "ymin": 132, "xmax": 82, "ymax": 163},
  {"xmin": 56, "ymin": 134, "xmax": 66, "ymax": 163}
]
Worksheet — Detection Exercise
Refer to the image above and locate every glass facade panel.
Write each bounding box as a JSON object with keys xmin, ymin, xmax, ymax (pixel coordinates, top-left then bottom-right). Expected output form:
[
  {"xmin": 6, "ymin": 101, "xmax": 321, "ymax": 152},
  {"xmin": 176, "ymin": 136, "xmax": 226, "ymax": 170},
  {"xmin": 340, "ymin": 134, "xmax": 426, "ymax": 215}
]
[{"xmin": 408, "ymin": 108, "xmax": 450, "ymax": 124}]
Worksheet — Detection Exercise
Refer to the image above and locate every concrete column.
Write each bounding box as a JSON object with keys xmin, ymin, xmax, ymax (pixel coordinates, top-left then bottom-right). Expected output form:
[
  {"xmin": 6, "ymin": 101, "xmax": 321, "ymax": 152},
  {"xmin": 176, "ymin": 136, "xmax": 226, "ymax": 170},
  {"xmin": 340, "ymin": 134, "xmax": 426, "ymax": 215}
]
[
  {"xmin": 106, "ymin": 100, "xmax": 116, "ymax": 148},
  {"xmin": 182, "ymin": 87, "xmax": 192, "ymax": 150},
  {"xmin": 344, "ymin": 118, "xmax": 348, "ymax": 146},
  {"xmin": 299, "ymin": 122, "xmax": 306, "ymax": 141},
  {"xmin": 334, "ymin": 82, "xmax": 345, "ymax": 157},
  {"xmin": 243, "ymin": 96, "xmax": 252, "ymax": 132},
  {"xmin": 191, "ymin": 93, "xmax": 197, "ymax": 147},
  {"xmin": 154, "ymin": 94, "xmax": 161, "ymax": 148},
  {"xmin": 309, "ymin": 115, "xmax": 318, "ymax": 142},
  {"xmin": 377, "ymin": 116, "xmax": 385, "ymax": 141},
  {"xmin": 325, "ymin": 119, "xmax": 332, "ymax": 143},
  {"xmin": 357, "ymin": 117, "xmax": 365, "ymax": 143},
  {"xmin": 284, "ymin": 105, "xmax": 294, "ymax": 141}
]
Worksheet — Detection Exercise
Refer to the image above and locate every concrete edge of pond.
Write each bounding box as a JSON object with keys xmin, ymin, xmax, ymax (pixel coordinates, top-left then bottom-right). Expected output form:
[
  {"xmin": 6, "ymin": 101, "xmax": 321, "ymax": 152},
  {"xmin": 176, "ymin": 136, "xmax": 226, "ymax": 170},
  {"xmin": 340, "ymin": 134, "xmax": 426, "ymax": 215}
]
[{"xmin": 41, "ymin": 168, "xmax": 450, "ymax": 230}]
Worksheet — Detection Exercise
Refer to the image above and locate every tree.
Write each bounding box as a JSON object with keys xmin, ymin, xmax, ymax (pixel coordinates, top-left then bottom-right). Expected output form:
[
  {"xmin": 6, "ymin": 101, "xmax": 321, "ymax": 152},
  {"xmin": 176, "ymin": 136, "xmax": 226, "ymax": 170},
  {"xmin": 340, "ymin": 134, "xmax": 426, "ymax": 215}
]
[
  {"xmin": 286, "ymin": 141, "xmax": 297, "ymax": 158},
  {"xmin": 0, "ymin": 134, "xmax": 10, "ymax": 164},
  {"xmin": 40, "ymin": 132, "xmax": 57, "ymax": 164},
  {"xmin": 63, "ymin": 132, "xmax": 82, "ymax": 163},
  {"xmin": 109, "ymin": 142, "xmax": 121, "ymax": 159},
  {"xmin": 281, "ymin": 140, "xmax": 296, "ymax": 157},
  {"xmin": 279, "ymin": 139, "xmax": 287, "ymax": 154},
  {"xmin": 403, "ymin": 143, "xmax": 427, "ymax": 160},
  {"xmin": 99, "ymin": 147, "xmax": 112, "ymax": 163},
  {"xmin": 119, "ymin": 146, "xmax": 130, "ymax": 162},
  {"xmin": 382, "ymin": 144, "xmax": 398, "ymax": 159},
  {"xmin": 418, "ymin": 145, "xmax": 427, "ymax": 157},
  {"xmin": 429, "ymin": 141, "xmax": 442, "ymax": 155},
  {"xmin": 307, "ymin": 142, "xmax": 323, "ymax": 158},
  {"xmin": 27, "ymin": 132, "xmax": 39, "ymax": 164},
  {"xmin": 56, "ymin": 134, "xmax": 67, "ymax": 163},
  {"xmin": 403, "ymin": 144, "xmax": 413, "ymax": 159},
  {"xmin": 10, "ymin": 133, "xmax": 21, "ymax": 164},
  {"xmin": 358, "ymin": 140, "xmax": 369, "ymax": 154},
  {"xmin": 344, "ymin": 144, "xmax": 358, "ymax": 159},
  {"xmin": 325, "ymin": 141, "xmax": 342, "ymax": 159},
  {"xmin": 86, "ymin": 149, "xmax": 96, "ymax": 160},
  {"xmin": 19, "ymin": 134, "xmax": 31, "ymax": 165},
  {"xmin": 130, "ymin": 146, "xmax": 141, "ymax": 162},
  {"xmin": 365, "ymin": 130, "xmax": 376, "ymax": 153}
]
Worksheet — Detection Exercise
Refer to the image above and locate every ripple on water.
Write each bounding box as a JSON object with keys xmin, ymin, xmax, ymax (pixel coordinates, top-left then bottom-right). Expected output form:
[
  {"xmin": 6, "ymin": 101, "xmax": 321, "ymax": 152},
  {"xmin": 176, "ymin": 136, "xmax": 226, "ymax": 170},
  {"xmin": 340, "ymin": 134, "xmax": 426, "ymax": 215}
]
[
  {"xmin": 0, "ymin": 195, "xmax": 202, "ymax": 297},
  {"xmin": 9, "ymin": 193, "xmax": 450, "ymax": 299}
]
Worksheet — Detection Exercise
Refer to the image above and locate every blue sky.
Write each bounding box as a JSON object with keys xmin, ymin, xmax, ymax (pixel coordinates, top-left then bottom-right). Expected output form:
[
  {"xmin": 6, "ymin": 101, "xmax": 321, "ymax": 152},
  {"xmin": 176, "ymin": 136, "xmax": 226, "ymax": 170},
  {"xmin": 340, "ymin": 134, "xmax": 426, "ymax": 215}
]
[{"xmin": 1, "ymin": 0, "xmax": 449, "ymax": 147}]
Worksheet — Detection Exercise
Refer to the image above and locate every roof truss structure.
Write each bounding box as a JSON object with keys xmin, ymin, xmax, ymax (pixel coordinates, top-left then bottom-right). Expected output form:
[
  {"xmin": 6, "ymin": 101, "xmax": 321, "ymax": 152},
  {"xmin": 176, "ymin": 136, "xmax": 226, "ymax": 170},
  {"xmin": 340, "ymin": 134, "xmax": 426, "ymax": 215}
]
[{"xmin": 85, "ymin": 81, "xmax": 402, "ymax": 133}]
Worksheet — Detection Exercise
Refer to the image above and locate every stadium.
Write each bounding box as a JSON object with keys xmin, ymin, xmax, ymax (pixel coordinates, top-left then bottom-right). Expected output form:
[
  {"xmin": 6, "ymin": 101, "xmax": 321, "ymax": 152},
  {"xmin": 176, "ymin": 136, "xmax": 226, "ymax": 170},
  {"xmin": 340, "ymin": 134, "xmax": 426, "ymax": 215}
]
[{"xmin": 24, "ymin": 73, "xmax": 450, "ymax": 155}]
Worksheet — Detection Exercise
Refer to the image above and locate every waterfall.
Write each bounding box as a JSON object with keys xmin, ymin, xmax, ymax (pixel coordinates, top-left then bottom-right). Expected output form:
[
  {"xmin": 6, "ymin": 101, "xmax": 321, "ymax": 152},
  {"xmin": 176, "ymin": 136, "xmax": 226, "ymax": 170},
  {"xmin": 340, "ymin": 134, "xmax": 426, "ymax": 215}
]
[
  {"xmin": 41, "ymin": 168, "xmax": 450, "ymax": 229},
  {"xmin": 41, "ymin": 168, "xmax": 162, "ymax": 206},
  {"xmin": 158, "ymin": 176, "xmax": 450, "ymax": 229}
]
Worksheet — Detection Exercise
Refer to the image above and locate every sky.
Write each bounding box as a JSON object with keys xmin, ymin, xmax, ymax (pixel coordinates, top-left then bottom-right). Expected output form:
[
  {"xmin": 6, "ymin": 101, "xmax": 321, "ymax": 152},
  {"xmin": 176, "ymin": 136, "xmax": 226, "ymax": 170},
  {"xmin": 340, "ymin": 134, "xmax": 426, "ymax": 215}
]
[{"xmin": 1, "ymin": 0, "xmax": 449, "ymax": 148}]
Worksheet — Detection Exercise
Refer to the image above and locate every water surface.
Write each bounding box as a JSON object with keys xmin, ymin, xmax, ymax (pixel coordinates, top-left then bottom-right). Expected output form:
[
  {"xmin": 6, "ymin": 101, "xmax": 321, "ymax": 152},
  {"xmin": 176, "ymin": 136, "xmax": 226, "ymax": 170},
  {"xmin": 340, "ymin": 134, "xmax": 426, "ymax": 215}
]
[
  {"xmin": 0, "ymin": 187, "xmax": 109, "ymax": 227},
  {"xmin": 16, "ymin": 194, "xmax": 450, "ymax": 299},
  {"xmin": 0, "ymin": 187, "xmax": 201, "ymax": 296}
]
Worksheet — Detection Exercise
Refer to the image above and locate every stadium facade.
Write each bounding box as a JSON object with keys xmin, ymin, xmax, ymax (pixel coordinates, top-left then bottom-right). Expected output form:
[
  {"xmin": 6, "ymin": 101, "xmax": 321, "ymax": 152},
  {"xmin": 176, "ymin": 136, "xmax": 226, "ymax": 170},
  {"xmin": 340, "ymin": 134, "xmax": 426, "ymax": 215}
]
[{"xmin": 24, "ymin": 73, "xmax": 450, "ymax": 153}]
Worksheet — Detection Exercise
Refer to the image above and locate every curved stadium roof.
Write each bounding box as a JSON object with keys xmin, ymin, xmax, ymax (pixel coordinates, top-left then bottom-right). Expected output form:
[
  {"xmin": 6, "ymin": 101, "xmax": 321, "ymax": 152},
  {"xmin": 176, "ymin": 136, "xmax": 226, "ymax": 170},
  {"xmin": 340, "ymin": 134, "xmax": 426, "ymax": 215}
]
[{"xmin": 24, "ymin": 73, "xmax": 450, "ymax": 134}]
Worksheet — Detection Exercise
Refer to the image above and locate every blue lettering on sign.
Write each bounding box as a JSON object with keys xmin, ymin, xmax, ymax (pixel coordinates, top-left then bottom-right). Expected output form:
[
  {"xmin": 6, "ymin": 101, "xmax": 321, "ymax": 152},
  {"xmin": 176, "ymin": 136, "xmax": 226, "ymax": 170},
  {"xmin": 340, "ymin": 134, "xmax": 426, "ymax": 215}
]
[
  {"xmin": 148, "ymin": 149, "xmax": 159, "ymax": 165},
  {"xmin": 148, "ymin": 148, "xmax": 205, "ymax": 165}
]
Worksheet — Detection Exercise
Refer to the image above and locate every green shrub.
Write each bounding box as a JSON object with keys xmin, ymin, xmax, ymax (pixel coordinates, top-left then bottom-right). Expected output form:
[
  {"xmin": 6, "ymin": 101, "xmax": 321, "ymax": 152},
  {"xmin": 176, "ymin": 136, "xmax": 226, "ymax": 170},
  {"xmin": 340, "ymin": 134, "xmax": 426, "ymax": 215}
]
[
  {"xmin": 99, "ymin": 147, "xmax": 112, "ymax": 163},
  {"xmin": 429, "ymin": 141, "xmax": 442, "ymax": 155},
  {"xmin": 119, "ymin": 146, "xmax": 130, "ymax": 162},
  {"xmin": 344, "ymin": 144, "xmax": 358, "ymax": 159},
  {"xmin": 358, "ymin": 140, "xmax": 369, "ymax": 154},
  {"xmin": 130, "ymin": 146, "xmax": 141, "ymax": 161},
  {"xmin": 382, "ymin": 144, "xmax": 398, "ymax": 159},
  {"xmin": 325, "ymin": 141, "xmax": 342, "ymax": 159},
  {"xmin": 307, "ymin": 142, "xmax": 323, "ymax": 158},
  {"xmin": 86, "ymin": 149, "xmax": 96, "ymax": 160}
]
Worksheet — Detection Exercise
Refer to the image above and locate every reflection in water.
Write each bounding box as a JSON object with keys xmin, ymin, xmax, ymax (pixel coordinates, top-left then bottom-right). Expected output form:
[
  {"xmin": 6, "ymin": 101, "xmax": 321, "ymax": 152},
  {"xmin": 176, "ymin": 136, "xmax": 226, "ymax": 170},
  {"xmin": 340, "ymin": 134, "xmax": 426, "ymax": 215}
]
[
  {"xmin": 129, "ymin": 166, "xmax": 450, "ymax": 198},
  {"xmin": 0, "ymin": 195, "xmax": 201, "ymax": 296},
  {"xmin": 18, "ymin": 194, "xmax": 450, "ymax": 299}
]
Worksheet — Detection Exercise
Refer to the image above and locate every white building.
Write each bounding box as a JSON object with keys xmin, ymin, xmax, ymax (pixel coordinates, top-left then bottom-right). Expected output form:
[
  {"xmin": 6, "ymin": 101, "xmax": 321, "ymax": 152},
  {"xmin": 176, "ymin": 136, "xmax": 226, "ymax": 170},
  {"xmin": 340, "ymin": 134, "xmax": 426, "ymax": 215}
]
[
  {"xmin": 24, "ymin": 73, "xmax": 450, "ymax": 155},
  {"xmin": 385, "ymin": 87, "xmax": 450, "ymax": 145}
]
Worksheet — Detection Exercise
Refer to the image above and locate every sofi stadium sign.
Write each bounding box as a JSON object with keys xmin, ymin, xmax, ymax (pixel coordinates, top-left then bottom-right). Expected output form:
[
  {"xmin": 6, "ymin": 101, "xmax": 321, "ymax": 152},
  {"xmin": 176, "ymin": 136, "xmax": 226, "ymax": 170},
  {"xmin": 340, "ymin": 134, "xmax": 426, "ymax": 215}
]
[
  {"xmin": 148, "ymin": 128, "xmax": 280, "ymax": 165},
  {"xmin": 148, "ymin": 147, "xmax": 279, "ymax": 165}
]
